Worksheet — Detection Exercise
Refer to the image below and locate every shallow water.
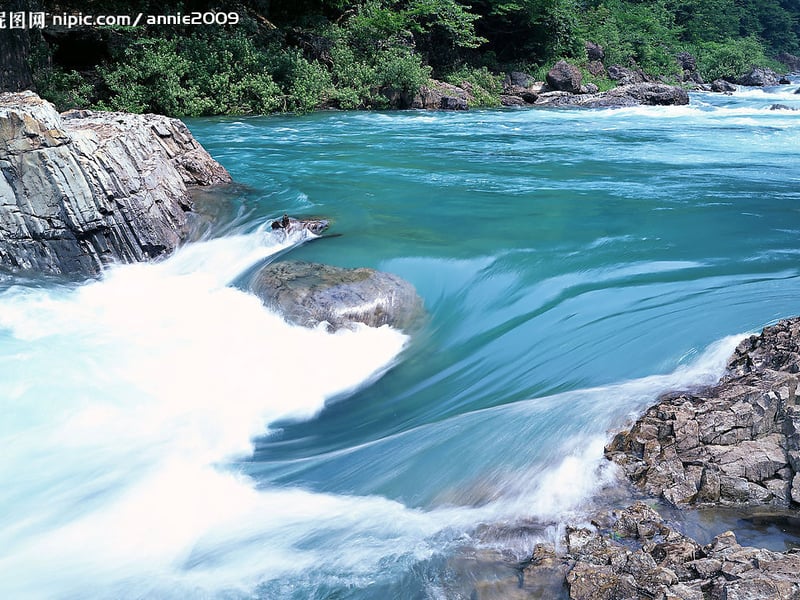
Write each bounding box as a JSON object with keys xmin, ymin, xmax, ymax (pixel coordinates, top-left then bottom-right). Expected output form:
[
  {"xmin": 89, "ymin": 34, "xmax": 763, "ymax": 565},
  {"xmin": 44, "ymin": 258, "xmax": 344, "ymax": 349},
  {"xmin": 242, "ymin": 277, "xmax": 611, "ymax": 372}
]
[{"xmin": 1, "ymin": 82, "xmax": 800, "ymax": 598}]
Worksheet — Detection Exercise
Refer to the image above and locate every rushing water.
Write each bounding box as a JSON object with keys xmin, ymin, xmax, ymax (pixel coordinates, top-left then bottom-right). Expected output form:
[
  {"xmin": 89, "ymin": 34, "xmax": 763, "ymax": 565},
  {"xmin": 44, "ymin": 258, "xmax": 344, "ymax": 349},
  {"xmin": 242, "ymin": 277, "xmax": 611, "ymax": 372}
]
[{"xmin": 2, "ymin": 83, "xmax": 800, "ymax": 598}]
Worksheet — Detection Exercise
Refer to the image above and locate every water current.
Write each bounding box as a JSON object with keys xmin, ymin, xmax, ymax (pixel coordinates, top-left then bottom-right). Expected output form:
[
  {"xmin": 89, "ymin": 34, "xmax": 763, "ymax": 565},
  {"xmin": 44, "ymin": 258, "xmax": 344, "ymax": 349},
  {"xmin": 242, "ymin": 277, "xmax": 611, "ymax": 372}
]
[{"xmin": 1, "ymin": 82, "xmax": 799, "ymax": 598}]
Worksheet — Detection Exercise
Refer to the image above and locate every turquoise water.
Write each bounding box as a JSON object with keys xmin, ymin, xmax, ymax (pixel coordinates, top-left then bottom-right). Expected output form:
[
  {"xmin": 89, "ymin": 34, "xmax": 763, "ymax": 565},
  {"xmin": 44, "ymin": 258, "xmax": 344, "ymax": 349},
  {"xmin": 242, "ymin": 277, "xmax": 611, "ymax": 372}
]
[{"xmin": 1, "ymin": 83, "xmax": 799, "ymax": 598}]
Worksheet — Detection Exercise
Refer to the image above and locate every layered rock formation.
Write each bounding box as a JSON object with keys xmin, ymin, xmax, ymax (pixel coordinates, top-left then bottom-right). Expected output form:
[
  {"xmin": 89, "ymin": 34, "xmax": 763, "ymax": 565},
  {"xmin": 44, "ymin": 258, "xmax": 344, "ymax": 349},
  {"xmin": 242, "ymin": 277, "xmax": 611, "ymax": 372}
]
[
  {"xmin": 535, "ymin": 83, "xmax": 689, "ymax": 108},
  {"xmin": 0, "ymin": 91, "xmax": 230, "ymax": 276},
  {"xmin": 249, "ymin": 260, "xmax": 423, "ymax": 331},
  {"xmin": 607, "ymin": 318, "xmax": 800, "ymax": 508}
]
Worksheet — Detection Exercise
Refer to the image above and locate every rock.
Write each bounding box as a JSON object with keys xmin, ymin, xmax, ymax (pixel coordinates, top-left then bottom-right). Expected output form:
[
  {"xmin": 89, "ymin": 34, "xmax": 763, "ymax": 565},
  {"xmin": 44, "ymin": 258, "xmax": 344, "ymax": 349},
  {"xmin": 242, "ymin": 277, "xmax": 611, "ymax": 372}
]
[
  {"xmin": 269, "ymin": 214, "xmax": 329, "ymax": 235},
  {"xmin": 535, "ymin": 83, "xmax": 688, "ymax": 108},
  {"xmin": 582, "ymin": 83, "xmax": 600, "ymax": 94},
  {"xmin": 676, "ymin": 52, "xmax": 697, "ymax": 73},
  {"xmin": 499, "ymin": 94, "xmax": 526, "ymax": 107},
  {"xmin": 777, "ymin": 52, "xmax": 800, "ymax": 73},
  {"xmin": 738, "ymin": 67, "xmax": 781, "ymax": 87},
  {"xmin": 546, "ymin": 60, "xmax": 583, "ymax": 94},
  {"xmin": 412, "ymin": 80, "xmax": 471, "ymax": 110},
  {"xmin": 770, "ymin": 103, "xmax": 797, "ymax": 111},
  {"xmin": 587, "ymin": 61, "xmax": 606, "ymax": 77},
  {"xmin": 711, "ymin": 79, "xmax": 737, "ymax": 93},
  {"xmin": 607, "ymin": 317, "xmax": 800, "ymax": 509},
  {"xmin": 505, "ymin": 71, "xmax": 536, "ymax": 89},
  {"xmin": 586, "ymin": 42, "xmax": 605, "ymax": 62},
  {"xmin": 249, "ymin": 260, "xmax": 423, "ymax": 331},
  {"xmin": 0, "ymin": 91, "xmax": 231, "ymax": 276},
  {"xmin": 606, "ymin": 65, "xmax": 649, "ymax": 85}
]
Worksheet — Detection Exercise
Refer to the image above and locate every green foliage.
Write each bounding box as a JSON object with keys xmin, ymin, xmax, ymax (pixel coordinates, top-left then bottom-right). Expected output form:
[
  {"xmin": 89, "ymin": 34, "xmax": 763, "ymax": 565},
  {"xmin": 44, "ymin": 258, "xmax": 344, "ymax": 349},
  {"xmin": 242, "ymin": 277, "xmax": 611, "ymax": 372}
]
[
  {"xmin": 95, "ymin": 33, "xmax": 287, "ymax": 116},
  {"xmin": 33, "ymin": 68, "xmax": 94, "ymax": 111},
  {"xmin": 693, "ymin": 35, "xmax": 772, "ymax": 81},
  {"xmin": 578, "ymin": 1, "xmax": 681, "ymax": 79}
]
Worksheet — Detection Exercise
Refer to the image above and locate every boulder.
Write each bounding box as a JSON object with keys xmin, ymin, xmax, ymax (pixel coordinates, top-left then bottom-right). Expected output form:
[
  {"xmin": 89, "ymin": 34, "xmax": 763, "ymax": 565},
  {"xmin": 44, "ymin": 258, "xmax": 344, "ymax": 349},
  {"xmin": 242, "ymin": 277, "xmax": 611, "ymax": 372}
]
[
  {"xmin": 777, "ymin": 52, "xmax": 800, "ymax": 73},
  {"xmin": 711, "ymin": 78, "xmax": 737, "ymax": 93},
  {"xmin": 249, "ymin": 260, "xmax": 423, "ymax": 331},
  {"xmin": 587, "ymin": 61, "xmax": 606, "ymax": 77},
  {"xmin": 607, "ymin": 317, "xmax": 800, "ymax": 509},
  {"xmin": 676, "ymin": 52, "xmax": 697, "ymax": 73},
  {"xmin": 546, "ymin": 60, "xmax": 583, "ymax": 94},
  {"xmin": 412, "ymin": 80, "xmax": 471, "ymax": 110},
  {"xmin": 535, "ymin": 83, "xmax": 688, "ymax": 108},
  {"xmin": 0, "ymin": 91, "xmax": 230, "ymax": 276},
  {"xmin": 738, "ymin": 67, "xmax": 781, "ymax": 87},
  {"xmin": 586, "ymin": 41, "xmax": 605, "ymax": 62}
]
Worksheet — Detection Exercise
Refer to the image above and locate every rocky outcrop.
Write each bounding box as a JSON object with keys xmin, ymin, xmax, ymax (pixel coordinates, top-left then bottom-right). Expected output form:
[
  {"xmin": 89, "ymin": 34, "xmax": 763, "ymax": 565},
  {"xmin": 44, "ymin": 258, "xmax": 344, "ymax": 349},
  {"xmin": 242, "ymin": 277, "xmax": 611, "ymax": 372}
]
[
  {"xmin": 546, "ymin": 60, "xmax": 583, "ymax": 94},
  {"xmin": 521, "ymin": 503, "xmax": 800, "ymax": 600},
  {"xmin": 535, "ymin": 83, "xmax": 689, "ymax": 108},
  {"xmin": 459, "ymin": 502, "xmax": 800, "ymax": 600},
  {"xmin": 737, "ymin": 67, "xmax": 781, "ymax": 87},
  {"xmin": 607, "ymin": 318, "xmax": 800, "ymax": 508},
  {"xmin": 249, "ymin": 260, "xmax": 423, "ymax": 331},
  {"xmin": 0, "ymin": 91, "xmax": 231, "ymax": 276}
]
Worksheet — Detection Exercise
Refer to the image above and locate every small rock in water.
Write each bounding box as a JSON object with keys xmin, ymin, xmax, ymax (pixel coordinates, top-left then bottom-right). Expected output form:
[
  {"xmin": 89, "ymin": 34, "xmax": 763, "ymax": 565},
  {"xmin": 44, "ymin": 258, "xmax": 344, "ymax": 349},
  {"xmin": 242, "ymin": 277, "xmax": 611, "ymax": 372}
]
[{"xmin": 269, "ymin": 214, "xmax": 329, "ymax": 235}]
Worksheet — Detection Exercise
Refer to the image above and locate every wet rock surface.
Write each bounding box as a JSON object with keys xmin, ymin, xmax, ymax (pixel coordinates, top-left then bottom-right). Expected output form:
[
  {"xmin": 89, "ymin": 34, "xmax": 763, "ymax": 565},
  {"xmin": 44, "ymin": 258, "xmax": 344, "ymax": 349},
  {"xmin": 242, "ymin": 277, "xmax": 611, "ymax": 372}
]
[
  {"xmin": 249, "ymin": 260, "xmax": 423, "ymax": 331},
  {"xmin": 607, "ymin": 318, "xmax": 800, "ymax": 509},
  {"xmin": 0, "ymin": 91, "xmax": 230, "ymax": 276},
  {"xmin": 535, "ymin": 83, "xmax": 689, "ymax": 108}
]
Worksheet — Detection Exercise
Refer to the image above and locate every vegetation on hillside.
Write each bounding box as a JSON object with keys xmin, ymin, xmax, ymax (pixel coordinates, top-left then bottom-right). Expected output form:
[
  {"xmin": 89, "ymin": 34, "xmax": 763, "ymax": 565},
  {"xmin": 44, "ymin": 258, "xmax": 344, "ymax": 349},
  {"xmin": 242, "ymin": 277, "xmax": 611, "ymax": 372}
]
[{"xmin": 27, "ymin": 0, "xmax": 800, "ymax": 115}]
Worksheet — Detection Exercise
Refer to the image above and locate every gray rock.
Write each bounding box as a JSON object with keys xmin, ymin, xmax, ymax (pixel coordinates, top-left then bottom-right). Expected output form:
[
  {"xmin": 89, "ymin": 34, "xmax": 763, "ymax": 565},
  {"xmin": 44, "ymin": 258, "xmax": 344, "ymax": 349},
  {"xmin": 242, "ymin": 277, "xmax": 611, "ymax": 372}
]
[
  {"xmin": 711, "ymin": 79, "xmax": 737, "ymax": 93},
  {"xmin": 546, "ymin": 60, "xmax": 583, "ymax": 94},
  {"xmin": 738, "ymin": 67, "xmax": 781, "ymax": 87},
  {"xmin": 412, "ymin": 80, "xmax": 471, "ymax": 110},
  {"xmin": 586, "ymin": 41, "xmax": 605, "ymax": 62},
  {"xmin": 535, "ymin": 83, "xmax": 688, "ymax": 108},
  {"xmin": 607, "ymin": 317, "xmax": 800, "ymax": 509},
  {"xmin": 676, "ymin": 52, "xmax": 697, "ymax": 72},
  {"xmin": 249, "ymin": 261, "xmax": 423, "ymax": 331},
  {"xmin": 777, "ymin": 52, "xmax": 800, "ymax": 73},
  {"xmin": 606, "ymin": 65, "xmax": 649, "ymax": 85},
  {"xmin": 0, "ymin": 91, "xmax": 230, "ymax": 276}
]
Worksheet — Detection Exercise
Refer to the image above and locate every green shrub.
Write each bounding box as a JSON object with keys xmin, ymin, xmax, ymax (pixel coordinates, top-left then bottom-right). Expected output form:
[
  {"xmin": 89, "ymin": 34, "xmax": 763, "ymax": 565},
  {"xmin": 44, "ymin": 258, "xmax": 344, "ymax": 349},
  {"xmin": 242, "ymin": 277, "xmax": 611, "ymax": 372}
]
[{"xmin": 693, "ymin": 36, "xmax": 772, "ymax": 81}]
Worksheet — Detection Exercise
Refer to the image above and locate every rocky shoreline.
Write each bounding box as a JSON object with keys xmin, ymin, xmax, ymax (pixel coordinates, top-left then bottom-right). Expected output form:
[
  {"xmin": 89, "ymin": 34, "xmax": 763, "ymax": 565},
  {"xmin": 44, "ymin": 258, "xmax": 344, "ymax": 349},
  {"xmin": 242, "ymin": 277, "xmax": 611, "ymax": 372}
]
[
  {"xmin": 0, "ymin": 91, "xmax": 230, "ymax": 276},
  {"xmin": 458, "ymin": 319, "xmax": 800, "ymax": 600}
]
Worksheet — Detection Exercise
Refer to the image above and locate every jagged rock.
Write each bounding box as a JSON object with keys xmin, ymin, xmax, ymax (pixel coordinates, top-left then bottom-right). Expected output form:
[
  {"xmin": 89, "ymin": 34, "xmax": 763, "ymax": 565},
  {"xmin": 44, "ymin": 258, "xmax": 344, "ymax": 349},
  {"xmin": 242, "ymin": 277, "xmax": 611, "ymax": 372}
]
[
  {"xmin": 738, "ymin": 67, "xmax": 781, "ymax": 87},
  {"xmin": 607, "ymin": 317, "xmax": 800, "ymax": 509},
  {"xmin": 676, "ymin": 52, "xmax": 697, "ymax": 73},
  {"xmin": 0, "ymin": 91, "xmax": 230, "ymax": 276},
  {"xmin": 586, "ymin": 41, "xmax": 605, "ymax": 62},
  {"xmin": 711, "ymin": 79, "xmax": 737, "ymax": 93},
  {"xmin": 535, "ymin": 83, "xmax": 688, "ymax": 108},
  {"xmin": 249, "ymin": 260, "xmax": 423, "ymax": 331},
  {"xmin": 546, "ymin": 60, "xmax": 583, "ymax": 94}
]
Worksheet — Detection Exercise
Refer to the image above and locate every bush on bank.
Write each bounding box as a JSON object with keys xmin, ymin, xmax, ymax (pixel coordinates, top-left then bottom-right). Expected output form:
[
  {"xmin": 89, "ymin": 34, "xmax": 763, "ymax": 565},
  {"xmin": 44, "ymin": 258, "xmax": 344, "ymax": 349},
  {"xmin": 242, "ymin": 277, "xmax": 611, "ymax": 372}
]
[{"xmin": 28, "ymin": 0, "xmax": 800, "ymax": 116}]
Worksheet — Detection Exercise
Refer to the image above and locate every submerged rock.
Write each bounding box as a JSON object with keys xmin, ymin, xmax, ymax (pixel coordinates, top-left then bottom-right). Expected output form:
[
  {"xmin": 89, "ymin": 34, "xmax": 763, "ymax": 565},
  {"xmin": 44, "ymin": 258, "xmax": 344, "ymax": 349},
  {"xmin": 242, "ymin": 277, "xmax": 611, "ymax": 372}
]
[
  {"xmin": 249, "ymin": 260, "xmax": 423, "ymax": 331},
  {"xmin": 0, "ymin": 91, "xmax": 230, "ymax": 276},
  {"xmin": 607, "ymin": 317, "xmax": 800, "ymax": 509}
]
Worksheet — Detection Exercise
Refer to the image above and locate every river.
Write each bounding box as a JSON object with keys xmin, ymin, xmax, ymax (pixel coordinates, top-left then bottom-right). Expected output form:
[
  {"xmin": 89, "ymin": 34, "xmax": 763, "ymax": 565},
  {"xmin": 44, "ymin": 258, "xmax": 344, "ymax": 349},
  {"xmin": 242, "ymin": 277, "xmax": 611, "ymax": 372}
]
[{"xmin": 1, "ymin": 83, "xmax": 799, "ymax": 598}]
